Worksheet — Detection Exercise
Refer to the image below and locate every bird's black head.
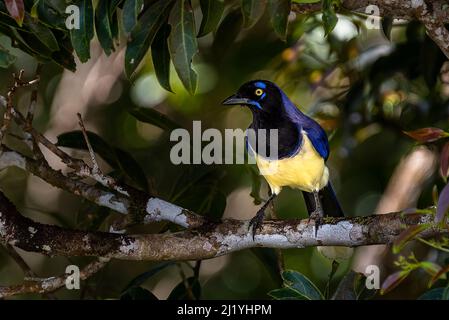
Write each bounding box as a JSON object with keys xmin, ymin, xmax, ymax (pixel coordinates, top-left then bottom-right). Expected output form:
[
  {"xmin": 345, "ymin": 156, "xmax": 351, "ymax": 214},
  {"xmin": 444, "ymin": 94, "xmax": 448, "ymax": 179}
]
[{"xmin": 222, "ymin": 80, "xmax": 283, "ymax": 115}]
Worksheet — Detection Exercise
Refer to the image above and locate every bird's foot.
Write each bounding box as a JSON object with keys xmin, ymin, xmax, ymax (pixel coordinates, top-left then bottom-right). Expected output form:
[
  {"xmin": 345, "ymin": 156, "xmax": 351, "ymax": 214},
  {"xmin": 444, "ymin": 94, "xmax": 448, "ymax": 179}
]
[
  {"xmin": 248, "ymin": 209, "xmax": 265, "ymax": 240},
  {"xmin": 309, "ymin": 211, "xmax": 324, "ymax": 237}
]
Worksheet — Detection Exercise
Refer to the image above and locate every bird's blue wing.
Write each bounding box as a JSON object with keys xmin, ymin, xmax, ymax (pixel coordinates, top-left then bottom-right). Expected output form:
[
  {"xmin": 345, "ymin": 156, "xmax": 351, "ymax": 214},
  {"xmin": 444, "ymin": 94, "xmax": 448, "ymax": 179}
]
[
  {"xmin": 302, "ymin": 121, "xmax": 329, "ymax": 160},
  {"xmin": 280, "ymin": 91, "xmax": 330, "ymax": 160}
]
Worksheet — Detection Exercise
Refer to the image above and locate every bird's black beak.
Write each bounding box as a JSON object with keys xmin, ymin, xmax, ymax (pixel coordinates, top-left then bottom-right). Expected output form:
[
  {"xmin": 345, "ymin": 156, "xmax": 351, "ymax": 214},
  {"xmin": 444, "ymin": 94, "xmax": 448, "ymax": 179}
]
[{"xmin": 222, "ymin": 94, "xmax": 250, "ymax": 106}]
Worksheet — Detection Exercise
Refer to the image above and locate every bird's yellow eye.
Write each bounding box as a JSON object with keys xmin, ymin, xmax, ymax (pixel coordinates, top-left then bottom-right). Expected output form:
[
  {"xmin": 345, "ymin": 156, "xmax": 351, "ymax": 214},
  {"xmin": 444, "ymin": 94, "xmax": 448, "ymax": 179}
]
[{"xmin": 255, "ymin": 88, "xmax": 264, "ymax": 96}]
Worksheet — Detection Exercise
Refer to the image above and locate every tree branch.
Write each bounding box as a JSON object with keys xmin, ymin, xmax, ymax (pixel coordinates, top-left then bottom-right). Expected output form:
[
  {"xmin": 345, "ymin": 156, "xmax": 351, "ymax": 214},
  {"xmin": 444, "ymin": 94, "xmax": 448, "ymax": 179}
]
[
  {"xmin": 0, "ymin": 189, "xmax": 445, "ymax": 262},
  {"xmin": 292, "ymin": 0, "xmax": 449, "ymax": 59}
]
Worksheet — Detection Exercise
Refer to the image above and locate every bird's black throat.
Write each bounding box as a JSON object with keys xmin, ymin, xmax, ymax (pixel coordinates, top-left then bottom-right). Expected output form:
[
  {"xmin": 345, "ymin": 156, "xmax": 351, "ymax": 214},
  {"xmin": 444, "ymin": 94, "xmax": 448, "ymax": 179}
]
[{"xmin": 248, "ymin": 106, "xmax": 302, "ymax": 159}]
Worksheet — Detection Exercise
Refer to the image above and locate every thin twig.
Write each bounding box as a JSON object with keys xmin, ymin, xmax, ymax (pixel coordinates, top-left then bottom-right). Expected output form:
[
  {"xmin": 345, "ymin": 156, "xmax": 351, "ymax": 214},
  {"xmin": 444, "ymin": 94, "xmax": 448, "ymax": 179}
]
[
  {"xmin": 0, "ymin": 257, "xmax": 110, "ymax": 298},
  {"xmin": 77, "ymin": 113, "xmax": 101, "ymax": 177}
]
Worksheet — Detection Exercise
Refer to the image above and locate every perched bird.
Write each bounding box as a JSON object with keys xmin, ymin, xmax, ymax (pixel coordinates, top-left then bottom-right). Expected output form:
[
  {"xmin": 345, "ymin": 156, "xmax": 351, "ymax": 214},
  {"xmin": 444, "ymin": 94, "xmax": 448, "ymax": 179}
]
[{"xmin": 222, "ymin": 80, "xmax": 344, "ymax": 240}]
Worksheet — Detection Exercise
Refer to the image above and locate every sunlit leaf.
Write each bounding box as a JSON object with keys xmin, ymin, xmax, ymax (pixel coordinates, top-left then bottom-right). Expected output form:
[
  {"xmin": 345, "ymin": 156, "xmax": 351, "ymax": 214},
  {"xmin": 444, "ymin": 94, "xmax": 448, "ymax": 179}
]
[
  {"xmin": 5, "ymin": 0, "xmax": 24, "ymax": 26},
  {"xmin": 241, "ymin": 0, "xmax": 265, "ymax": 28},
  {"xmin": 198, "ymin": 0, "xmax": 224, "ymax": 37},
  {"xmin": 392, "ymin": 224, "xmax": 430, "ymax": 254},
  {"xmin": 123, "ymin": 0, "xmax": 143, "ymax": 33},
  {"xmin": 404, "ymin": 127, "xmax": 449, "ymax": 143},
  {"xmin": 419, "ymin": 261, "xmax": 442, "ymax": 277},
  {"xmin": 281, "ymin": 270, "xmax": 324, "ymax": 300},
  {"xmin": 168, "ymin": 0, "xmax": 198, "ymax": 95},
  {"xmin": 436, "ymin": 182, "xmax": 449, "ymax": 223},
  {"xmin": 151, "ymin": 24, "xmax": 172, "ymax": 92},
  {"xmin": 267, "ymin": 0, "xmax": 291, "ymax": 40},
  {"xmin": 70, "ymin": 0, "xmax": 94, "ymax": 62},
  {"xmin": 125, "ymin": 0, "xmax": 173, "ymax": 77},
  {"xmin": 128, "ymin": 106, "xmax": 181, "ymax": 131},
  {"xmin": 380, "ymin": 270, "xmax": 410, "ymax": 295}
]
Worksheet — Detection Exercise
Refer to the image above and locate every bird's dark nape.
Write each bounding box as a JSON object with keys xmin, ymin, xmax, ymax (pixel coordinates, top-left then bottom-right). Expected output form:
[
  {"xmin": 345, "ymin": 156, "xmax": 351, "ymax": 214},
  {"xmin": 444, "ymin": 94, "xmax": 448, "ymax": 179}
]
[{"xmin": 302, "ymin": 183, "xmax": 344, "ymax": 218}]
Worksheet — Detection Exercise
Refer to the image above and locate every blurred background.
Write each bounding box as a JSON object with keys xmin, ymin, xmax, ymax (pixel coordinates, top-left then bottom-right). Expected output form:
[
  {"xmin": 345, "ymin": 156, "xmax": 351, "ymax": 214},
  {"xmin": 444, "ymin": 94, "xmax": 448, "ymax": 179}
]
[{"xmin": 1, "ymin": 0, "xmax": 449, "ymax": 299}]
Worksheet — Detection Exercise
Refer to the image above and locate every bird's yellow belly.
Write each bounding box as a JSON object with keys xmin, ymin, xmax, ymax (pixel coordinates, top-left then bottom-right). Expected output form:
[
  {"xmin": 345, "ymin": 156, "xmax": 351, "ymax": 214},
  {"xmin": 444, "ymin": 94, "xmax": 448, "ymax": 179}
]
[{"xmin": 255, "ymin": 134, "xmax": 329, "ymax": 194}]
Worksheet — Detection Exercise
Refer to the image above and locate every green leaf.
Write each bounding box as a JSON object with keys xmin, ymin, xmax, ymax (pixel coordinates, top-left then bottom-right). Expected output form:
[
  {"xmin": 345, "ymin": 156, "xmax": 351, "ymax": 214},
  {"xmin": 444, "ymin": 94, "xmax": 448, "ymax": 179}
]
[
  {"xmin": 36, "ymin": 0, "xmax": 69, "ymax": 31},
  {"xmin": 57, "ymin": 130, "xmax": 115, "ymax": 163},
  {"xmin": 281, "ymin": 270, "xmax": 324, "ymax": 300},
  {"xmin": 128, "ymin": 106, "xmax": 181, "ymax": 131},
  {"xmin": 322, "ymin": 0, "xmax": 338, "ymax": 36},
  {"xmin": 25, "ymin": 16, "xmax": 59, "ymax": 52},
  {"xmin": 381, "ymin": 17, "xmax": 393, "ymax": 41},
  {"xmin": 120, "ymin": 287, "xmax": 158, "ymax": 300},
  {"xmin": 168, "ymin": 0, "xmax": 198, "ymax": 95},
  {"xmin": 331, "ymin": 271, "xmax": 369, "ymax": 300},
  {"xmin": 0, "ymin": 46, "xmax": 16, "ymax": 68},
  {"xmin": 95, "ymin": 0, "xmax": 115, "ymax": 55},
  {"xmin": 151, "ymin": 24, "xmax": 172, "ymax": 92},
  {"xmin": 392, "ymin": 224, "xmax": 430, "ymax": 254},
  {"xmin": 197, "ymin": 0, "xmax": 224, "ymax": 37},
  {"xmin": 168, "ymin": 277, "xmax": 201, "ymax": 300},
  {"xmin": 419, "ymin": 261, "xmax": 442, "ymax": 277},
  {"xmin": 418, "ymin": 287, "xmax": 445, "ymax": 300},
  {"xmin": 443, "ymin": 286, "xmax": 449, "ymax": 300},
  {"xmin": 267, "ymin": 0, "xmax": 291, "ymax": 41},
  {"xmin": 122, "ymin": 262, "xmax": 173, "ymax": 293},
  {"xmin": 124, "ymin": 0, "xmax": 173, "ymax": 78},
  {"xmin": 123, "ymin": 0, "xmax": 143, "ymax": 33},
  {"xmin": 70, "ymin": 0, "xmax": 94, "ymax": 62},
  {"xmin": 114, "ymin": 148, "xmax": 149, "ymax": 192},
  {"xmin": 241, "ymin": 0, "xmax": 265, "ymax": 29},
  {"xmin": 268, "ymin": 287, "xmax": 306, "ymax": 300},
  {"xmin": 5, "ymin": 0, "xmax": 24, "ymax": 26},
  {"xmin": 212, "ymin": 9, "xmax": 242, "ymax": 56},
  {"xmin": 56, "ymin": 131, "xmax": 148, "ymax": 191}
]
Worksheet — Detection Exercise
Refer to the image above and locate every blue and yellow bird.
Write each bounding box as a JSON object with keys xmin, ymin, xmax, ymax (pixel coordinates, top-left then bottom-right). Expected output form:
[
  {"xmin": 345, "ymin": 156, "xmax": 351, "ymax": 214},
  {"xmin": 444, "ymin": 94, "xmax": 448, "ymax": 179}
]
[{"xmin": 223, "ymin": 80, "xmax": 344, "ymax": 239}]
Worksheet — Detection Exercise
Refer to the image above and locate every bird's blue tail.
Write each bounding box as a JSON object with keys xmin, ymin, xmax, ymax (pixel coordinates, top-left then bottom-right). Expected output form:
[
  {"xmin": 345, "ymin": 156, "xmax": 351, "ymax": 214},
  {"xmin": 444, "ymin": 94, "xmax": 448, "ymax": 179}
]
[{"xmin": 302, "ymin": 183, "xmax": 344, "ymax": 217}]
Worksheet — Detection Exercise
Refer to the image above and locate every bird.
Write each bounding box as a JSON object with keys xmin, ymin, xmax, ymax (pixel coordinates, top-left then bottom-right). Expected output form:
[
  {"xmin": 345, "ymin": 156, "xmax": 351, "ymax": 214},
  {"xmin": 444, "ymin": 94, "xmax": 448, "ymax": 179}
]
[{"xmin": 222, "ymin": 80, "xmax": 344, "ymax": 241}]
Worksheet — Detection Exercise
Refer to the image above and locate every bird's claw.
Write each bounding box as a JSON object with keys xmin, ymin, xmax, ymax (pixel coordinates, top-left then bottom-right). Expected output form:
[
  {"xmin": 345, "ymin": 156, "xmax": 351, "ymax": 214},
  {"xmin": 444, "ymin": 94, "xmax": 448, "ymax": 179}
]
[
  {"xmin": 308, "ymin": 212, "xmax": 323, "ymax": 237},
  {"xmin": 248, "ymin": 210, "xmax": 265, "ymax": 240}
]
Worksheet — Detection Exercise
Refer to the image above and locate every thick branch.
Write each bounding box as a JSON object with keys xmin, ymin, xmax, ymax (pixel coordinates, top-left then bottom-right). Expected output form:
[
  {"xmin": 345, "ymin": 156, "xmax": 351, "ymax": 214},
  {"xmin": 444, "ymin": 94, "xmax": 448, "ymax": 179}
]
[{"xmin": 0, "ymin": 190, "xmax": 445, "ymax": 262}]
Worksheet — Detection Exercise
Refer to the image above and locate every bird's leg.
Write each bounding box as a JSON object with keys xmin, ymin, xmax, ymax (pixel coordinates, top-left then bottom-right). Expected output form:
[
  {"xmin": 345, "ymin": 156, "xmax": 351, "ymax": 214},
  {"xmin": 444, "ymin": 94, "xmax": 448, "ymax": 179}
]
[
  {"xmin": 309, "ymin": 191, "xmax": 324, "ymax": 237},
  {"xmin": 249, "ymin": 193, "xmax": 276, "ymax": 240}
]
